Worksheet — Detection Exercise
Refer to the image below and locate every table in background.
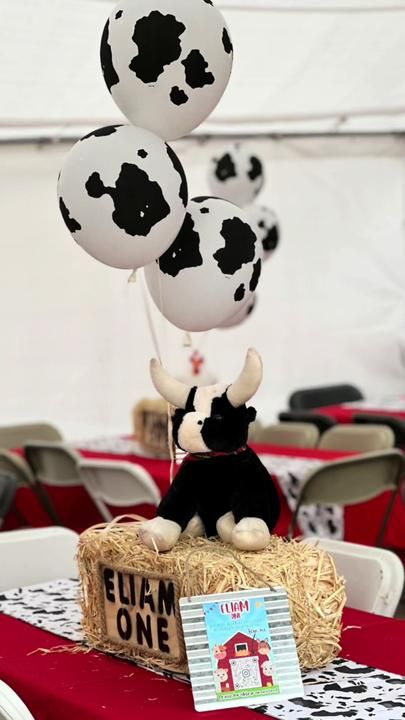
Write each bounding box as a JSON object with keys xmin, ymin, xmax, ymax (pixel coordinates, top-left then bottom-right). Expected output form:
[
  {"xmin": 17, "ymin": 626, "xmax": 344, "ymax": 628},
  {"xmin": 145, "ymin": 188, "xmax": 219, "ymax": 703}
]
[
  {"xmin": 2, "ymin": 442, "xmax": 350, "ymax": 535},
  {"xmin": 314, "ymin": 398, "xmax": 405, "ymax": 424},
  {"xmin": 4, "ymin": 440, "xmax": 405, "ymax": 552},
  {"xmin": 0, "ymin": 608, "xmax": 403, "ymax": 720}
]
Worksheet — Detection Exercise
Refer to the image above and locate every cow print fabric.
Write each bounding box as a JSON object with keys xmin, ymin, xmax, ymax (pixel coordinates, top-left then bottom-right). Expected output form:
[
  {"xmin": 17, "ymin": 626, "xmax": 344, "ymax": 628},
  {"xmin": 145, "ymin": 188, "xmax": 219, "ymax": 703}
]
[
  {"xmin": 1, "ymin": 580, "xmax": 403, "ymax": 719},
  {"xmin": 0, "ymin": 578, "xmax": 82, "ymax": 642},
  {"xmin": 254, "ymin": 658, "xmax": 405, "ymax": 720},
  {"xmin": 258, "ymin": 454, "xmax": 344, "ymax": 539}
]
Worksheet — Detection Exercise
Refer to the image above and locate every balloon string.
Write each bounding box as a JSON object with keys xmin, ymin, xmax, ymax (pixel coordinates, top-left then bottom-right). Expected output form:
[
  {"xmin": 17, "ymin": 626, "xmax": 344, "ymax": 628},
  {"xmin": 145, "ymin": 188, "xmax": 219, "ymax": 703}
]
[
  {"xmin": 157, "ymin": 258, "xmax": 165, "ymax": 337},
  {"xmin": 140, "ymin": 270, "xmax": 162, "ymax": 364},
  {"xmin": 141, "ymin": 267, "xmax": 176, "ymax": 483}
]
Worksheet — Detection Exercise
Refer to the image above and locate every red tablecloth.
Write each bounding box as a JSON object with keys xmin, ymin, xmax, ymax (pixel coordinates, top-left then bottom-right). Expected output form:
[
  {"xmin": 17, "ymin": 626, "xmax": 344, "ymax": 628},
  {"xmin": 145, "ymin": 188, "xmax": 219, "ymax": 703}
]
[
  {"xmin": 314, "ymin": 403, "xmax": 405, "ymax": 424},
  {"xmin": 2, "ymin": 444, "xmax": 350, "ymax": 535},
  {"xmin": 0, "ymin": 608, "xmax": 403, "ymax": 720},
  {"xmin": 4, "ymin": 442, "xmax": 405, "ymax": 552}
]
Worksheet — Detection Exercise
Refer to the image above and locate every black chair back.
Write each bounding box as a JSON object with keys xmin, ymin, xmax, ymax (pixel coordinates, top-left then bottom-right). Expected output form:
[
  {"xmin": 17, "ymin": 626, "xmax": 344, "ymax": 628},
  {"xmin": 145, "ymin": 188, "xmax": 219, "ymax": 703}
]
[
  {"xmin": 278, "ymin": 411, "xmax": 336, "ymax": 434},
  {"xmin": 289, "ymin": 384, "xmax": 363, "ymax": 410},
  {"xmin": 354, "ymin": 414, "xmax": 405, "ymax": 448}
]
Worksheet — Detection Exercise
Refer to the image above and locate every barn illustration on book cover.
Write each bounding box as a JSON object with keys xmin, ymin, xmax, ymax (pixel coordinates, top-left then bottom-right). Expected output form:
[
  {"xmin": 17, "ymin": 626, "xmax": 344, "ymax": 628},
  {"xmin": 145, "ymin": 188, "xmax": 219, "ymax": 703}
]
[{"xmin": 203, "ymin": 595, "xmax": 279, "ymax": 700}]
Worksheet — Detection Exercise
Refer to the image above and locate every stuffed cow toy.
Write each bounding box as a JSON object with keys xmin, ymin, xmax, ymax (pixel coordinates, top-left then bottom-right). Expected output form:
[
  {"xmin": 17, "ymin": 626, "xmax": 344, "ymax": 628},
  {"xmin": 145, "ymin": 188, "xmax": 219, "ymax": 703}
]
[{"xmin": 140, "ymin": 348, "xmax": 280, "ymax": 552}]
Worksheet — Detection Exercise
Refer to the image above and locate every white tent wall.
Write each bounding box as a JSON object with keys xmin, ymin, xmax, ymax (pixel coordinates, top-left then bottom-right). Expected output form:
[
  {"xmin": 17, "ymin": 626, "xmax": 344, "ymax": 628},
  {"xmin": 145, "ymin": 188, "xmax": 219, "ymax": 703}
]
[
  {"xmin": 1, "ymin": 135, "xmax": 405, "ymax": 439},
  {"xmin": 2, "ymin": 0, "xmax": 405, "ymax": 139}
]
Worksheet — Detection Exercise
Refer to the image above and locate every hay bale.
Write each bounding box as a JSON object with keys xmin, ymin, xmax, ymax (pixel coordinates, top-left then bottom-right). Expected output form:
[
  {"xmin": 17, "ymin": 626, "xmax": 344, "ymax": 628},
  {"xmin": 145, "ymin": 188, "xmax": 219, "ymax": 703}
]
[{"xmin": 78, "ymin": 522, "xmax": 345, "ymax": 673}]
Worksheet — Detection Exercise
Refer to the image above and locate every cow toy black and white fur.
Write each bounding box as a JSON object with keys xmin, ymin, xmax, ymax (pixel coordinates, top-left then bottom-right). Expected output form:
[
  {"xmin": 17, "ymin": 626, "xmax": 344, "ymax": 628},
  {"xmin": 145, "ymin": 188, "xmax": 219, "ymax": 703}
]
[{"xmin": 140, "ymin": 348, "xmax": 280, "ymax": 552}]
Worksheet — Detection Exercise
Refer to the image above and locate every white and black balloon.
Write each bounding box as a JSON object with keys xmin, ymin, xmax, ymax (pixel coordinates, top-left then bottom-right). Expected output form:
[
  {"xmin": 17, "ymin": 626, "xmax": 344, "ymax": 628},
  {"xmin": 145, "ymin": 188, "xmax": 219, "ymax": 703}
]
[
  {"xmin": 144, "ymin": 196, "xmax": 263, "ymax": 332},
  {"xmin": 246, "ymin": 205, "xmax": 280, "ymax": 260},
  {"xmin": 101, "ymin": 0, "xmax": 233, "ymax": 141},
  {"xmin": 208, "ymin": 144, "xmax": 264, "ymax": 206},
  {"xmin": 219, "ymin": 294, "xmax": 256, "ymax": 329},
  {"xmin": 57, "ymin": 124, "xmax": 188, "ymax": 270}
]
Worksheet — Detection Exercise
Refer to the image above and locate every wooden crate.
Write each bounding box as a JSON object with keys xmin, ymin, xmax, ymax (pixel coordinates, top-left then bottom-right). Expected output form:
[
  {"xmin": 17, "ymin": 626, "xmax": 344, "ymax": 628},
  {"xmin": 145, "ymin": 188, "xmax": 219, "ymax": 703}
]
[{"xmin": 132, "ymin": 398, "xmax": 171, "ymax": 458}]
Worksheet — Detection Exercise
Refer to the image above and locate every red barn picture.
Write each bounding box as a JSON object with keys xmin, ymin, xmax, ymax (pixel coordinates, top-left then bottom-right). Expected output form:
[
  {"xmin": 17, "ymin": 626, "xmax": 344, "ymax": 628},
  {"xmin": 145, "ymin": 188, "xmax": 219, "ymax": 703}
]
[{"xmin": 214, "ymin": 632, "xmax": 273, "ymax": 693}]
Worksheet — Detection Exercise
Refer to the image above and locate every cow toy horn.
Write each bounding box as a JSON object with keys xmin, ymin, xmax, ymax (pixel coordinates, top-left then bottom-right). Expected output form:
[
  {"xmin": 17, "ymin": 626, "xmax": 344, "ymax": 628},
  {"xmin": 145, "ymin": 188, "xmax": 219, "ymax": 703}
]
[
  {"xmin": 226, "ymin": 348, "xmax": 263, "ymax": 408},
  {"xmin": 150, "ymin": 358, "xmax": 190, "ymax": 409}
]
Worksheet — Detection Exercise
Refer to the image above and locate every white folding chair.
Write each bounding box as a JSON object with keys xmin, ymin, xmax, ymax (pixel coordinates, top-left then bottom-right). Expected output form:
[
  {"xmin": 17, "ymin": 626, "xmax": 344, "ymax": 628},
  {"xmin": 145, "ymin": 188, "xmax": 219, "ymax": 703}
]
[
  {"xmin": 318, "ymin": 424, "xmax": 395, "ymax": 452},
  {"xmin": 0, "ymin": 423, "xmax": 62, "ymax": 451},
  {"xmin": 0, "ymin": 527, "xmax": 79, "ymax": 592},
  {"xmin": 0, "ymin": 681, "xmax": 35, "ymax": 720},
  {"xmin": 24, "ymin": 443, "xmax": 80, "ymax": 487},
  {"xmin": 304, "ymin": 537, "xmax": 404, "ymax": 617},
  {"xmin": 78, "ymin": 459, "xmax": 161, "ymax": 522},
  {"xmin": 254, "ymin": 422, "xmax": 320, "ymax": 448},
  {"xmin": 24, "ymin": 442, "xmax": 82, "ymax": 524}
]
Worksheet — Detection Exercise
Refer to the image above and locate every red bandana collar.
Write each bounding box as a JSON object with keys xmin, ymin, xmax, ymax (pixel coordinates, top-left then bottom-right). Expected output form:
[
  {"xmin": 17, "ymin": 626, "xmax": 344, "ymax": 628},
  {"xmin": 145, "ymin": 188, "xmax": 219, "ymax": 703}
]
[{"xmin": 183, "ymin": 446, "xmax": 247, "ymax": 462}]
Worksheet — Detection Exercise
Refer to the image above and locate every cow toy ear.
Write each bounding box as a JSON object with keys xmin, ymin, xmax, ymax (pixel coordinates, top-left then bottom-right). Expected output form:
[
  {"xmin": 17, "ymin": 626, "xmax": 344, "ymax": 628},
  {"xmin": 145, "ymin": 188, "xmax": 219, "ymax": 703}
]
[{"xmin": 246, "ymin": 406, "xmax": 257, "ymax": 423}]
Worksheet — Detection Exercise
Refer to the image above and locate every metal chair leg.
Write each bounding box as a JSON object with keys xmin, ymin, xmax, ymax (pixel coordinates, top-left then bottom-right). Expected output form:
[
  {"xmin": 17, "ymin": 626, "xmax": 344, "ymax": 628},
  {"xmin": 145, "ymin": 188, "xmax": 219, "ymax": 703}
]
[
  {"xmin": 376, "ymin": 487, "xmax": 399, "ymax": 547},
  {"xmin": 288, "ymin": 507, "xmax": 299, "ymax": 539},
  {"xmin": 34, "ymin": 483, "xmax": 62, "ymax": 525},
  {"xmin": 11, "ymin": 503, "xmax": 30, "ymax": 527}
]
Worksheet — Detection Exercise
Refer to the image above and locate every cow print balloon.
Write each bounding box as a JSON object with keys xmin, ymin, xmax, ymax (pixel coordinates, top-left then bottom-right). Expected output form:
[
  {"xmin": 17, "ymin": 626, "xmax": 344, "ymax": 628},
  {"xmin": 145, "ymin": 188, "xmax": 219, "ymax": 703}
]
[
  {"xmin": 144, "ymin": 196, "xmax": 262, "ymax": 332},
  {"xmin": 219, "ymin": 294, "xmax": 256, "ymax": 328},
  {"xmin": 57, "ymin": 124, "xmax": 188, "ymax": 270},
  {"xmin": 246, "ymin": 204, "xmax": 280, "ymax": 260},
  {"xmin": 208, "ymin": 144, "xmax": 264, "ymax": 207},
  {"xmin": 101, "ymin": 0, "xmax": 233, "ymax": 141}
]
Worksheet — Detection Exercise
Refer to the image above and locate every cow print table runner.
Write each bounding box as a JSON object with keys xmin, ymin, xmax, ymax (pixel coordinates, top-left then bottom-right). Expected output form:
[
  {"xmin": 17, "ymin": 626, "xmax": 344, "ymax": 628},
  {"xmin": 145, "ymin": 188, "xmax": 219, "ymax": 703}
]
[
  {"xmin": 1, "ymin": 579, "xmax": 403, "ymax": 719},
  {"xmin": 254, "ymin": 657, "xmax": 405, "ymax": 720},
  {"xmin": 0, "ymin": 577, "xmax": 82, "ymax": 642},
  {"xmin": 342, "ymin": 397, "xmax": 405, "ymax": 411},
  {"xmin": 258, "ymin": 454, "xmax": 344, "ymax": 540},
  {"xmin": 74, "ymin": 436, "xmax": 156, "ymax": 457}
]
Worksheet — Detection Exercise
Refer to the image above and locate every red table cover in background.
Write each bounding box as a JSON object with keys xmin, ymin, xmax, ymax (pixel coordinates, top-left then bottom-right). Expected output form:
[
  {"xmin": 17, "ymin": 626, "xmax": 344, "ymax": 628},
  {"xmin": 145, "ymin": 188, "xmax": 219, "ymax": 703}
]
[
  {"xmin": 0, "ymin": 608, "xmax": 404, "ymax": 720},
  {"xmin": 314, "ymin": 402, "xmax": 405, "ymax": 424},
  {"xmin": 4, "ymin": 441, "xmax": 405, "ymax": 552}
]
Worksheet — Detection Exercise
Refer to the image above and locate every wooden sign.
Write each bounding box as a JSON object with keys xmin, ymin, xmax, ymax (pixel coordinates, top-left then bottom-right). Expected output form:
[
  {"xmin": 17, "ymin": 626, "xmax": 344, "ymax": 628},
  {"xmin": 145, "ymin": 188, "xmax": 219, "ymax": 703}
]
[
  {"xmin": 132, "ymin": 398, "xmax": 170, "ymax": 456},
  {"xmin": 99, "ymin": 564, "xmax": 184, "ymax": 661}
]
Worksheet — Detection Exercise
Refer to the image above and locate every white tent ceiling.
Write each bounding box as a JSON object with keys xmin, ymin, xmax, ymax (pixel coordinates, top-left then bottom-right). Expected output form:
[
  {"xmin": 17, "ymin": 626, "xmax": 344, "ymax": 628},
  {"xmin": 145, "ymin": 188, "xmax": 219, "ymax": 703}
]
[{"xmin": 1, "ymin": 0, "xmax": 405, "ymax": 139}]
